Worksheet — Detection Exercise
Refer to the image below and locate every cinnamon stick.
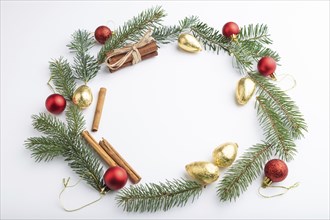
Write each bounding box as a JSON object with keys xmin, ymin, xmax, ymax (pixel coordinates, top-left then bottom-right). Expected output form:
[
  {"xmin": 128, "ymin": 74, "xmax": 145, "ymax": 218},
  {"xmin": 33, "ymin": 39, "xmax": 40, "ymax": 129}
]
[
  {"xmin": 99, "ymin": 138, "xmax": 141, "ymax": 184},
  {"xmin": 81, "ymin": 130, "xmax": 117, "ymax": 167},
  {"xmin": 92, "ymin": 88, "xmax": 107, "ymax": 132},
  {"xmin": 107, "ymin": 41, "xmax": 157, "ymax": 65},
  {"xmin": 109, "ymin": 51, "xmax": 158, "ymax": 73}
]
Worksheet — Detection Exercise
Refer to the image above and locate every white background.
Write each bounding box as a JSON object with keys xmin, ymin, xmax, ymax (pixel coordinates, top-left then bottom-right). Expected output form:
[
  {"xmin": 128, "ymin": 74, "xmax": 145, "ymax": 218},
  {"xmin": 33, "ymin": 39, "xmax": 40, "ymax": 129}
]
[{"xmin": 1, "ymin": 1, "xmax": 329, "ymax": 219}]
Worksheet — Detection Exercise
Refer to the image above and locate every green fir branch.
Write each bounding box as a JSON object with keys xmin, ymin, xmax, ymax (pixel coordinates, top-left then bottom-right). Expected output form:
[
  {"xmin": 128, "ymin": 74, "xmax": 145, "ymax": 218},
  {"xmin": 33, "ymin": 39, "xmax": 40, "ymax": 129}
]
[
  {"xmin": 49, "ymin": 58, "xmax": 76, "ymax": 100},
  {"xmin": 249, "ymin": 72, "xmax": 307, "ymax": 139},
  {"xmin": 67, "ymin": 30, "xmax": 100, "ymax": 83},
  {"xmin": 191, "ymin": 21, "xmax": 231, "ymax": 54},
  {"xmin": 152, "ymin": 16, "xmax": 200, "ymax": 44},
  {"xmin": 98, "ymin": 6, "xmax": 166, "ymax": 63},
  {"xmin": 238, "ymin": 24, "xmax": 272, "ymax": 45},
  {"xmin": 217, "ymin": 143, "xmax": 273, "ymax": 202},
  {"xmin": 25, "ymin": 136, "xmax": 64, "ymax": 162},
  {"xmin": 116, "ymin": 179, "xmax": 203, "ymax": 212},
  {"xmin": 256, "ymin": 96, "xmax": 296, "ymax": 161},
  {"xmin": 25, "ymin": 104, "xmax": 105, "ymax": 192}
]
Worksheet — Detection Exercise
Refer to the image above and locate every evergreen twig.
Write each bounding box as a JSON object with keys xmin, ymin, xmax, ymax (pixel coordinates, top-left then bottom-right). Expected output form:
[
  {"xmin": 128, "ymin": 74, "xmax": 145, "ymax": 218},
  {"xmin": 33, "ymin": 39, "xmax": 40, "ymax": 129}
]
[
  {"xmin": 152, "ymin": 16, "xmax": 200, "ymax": 44},
  {"xmin": 217, "ymin": 143, "xmax": 273, "ymax": 201},
  {"xmin": 98, "ymin": 6, "xmax": 166, "ymax": 63},
  {"xmin": 25, "ymin": 105, "xmax": 105, "ymax": 192},
  {"xmin": 116, "ymin": 179, "xmax": 203, "ymax": 212},
  {"xmin": 249, "ymin": 72, "xmax": 307, "ymax": 139},
  {"xmin": 67, "ymin": 30, "xmax": 100, "ymax": 83},
  {"xmin": 256, "ymin": 96, "xmax": 296, "ymax": 161},
  {"xmin": 49, "ymin": 58, "xmax": 76, "ymax": 100}
]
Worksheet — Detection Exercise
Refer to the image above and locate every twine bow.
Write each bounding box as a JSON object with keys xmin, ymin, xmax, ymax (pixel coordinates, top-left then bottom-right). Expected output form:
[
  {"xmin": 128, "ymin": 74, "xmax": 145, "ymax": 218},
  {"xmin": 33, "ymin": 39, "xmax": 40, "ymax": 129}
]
[{"xmin": 106, "ymin": 30, "xmax": 154, "ymax": 71}]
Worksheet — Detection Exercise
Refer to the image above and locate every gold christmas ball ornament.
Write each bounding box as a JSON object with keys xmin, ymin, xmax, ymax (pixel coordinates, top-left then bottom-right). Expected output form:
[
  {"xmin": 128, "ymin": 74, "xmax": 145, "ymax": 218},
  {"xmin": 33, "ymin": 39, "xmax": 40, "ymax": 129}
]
[
  {"xmin": 178, "ymin": 33, "xmax": 202, "ymax": 53},
  {"xmin": 72, "ymin": 85, "xmax": 93, "ymax": 109},
  {"xmin": 213, "ymin": 142, "xmax": 238, "ymax": 167},
  {"xmin": 235, "ymin": 77, "xmax": 256, "ymax": 105},
  {"xmin": 185, "ymin": 161, "xmax": 220, "ymax": 185}
]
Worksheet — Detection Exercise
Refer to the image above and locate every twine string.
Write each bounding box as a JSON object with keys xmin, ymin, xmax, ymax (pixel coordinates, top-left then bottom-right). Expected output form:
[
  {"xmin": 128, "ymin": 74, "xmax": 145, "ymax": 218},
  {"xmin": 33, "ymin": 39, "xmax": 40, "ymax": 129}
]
[
  {"xmin": 258, "ymin": 182, "xmax": 299, "ymax": 198},
  {"xmin": 59, "ymin": 177, "xmax": 106, "ymax": 212},
  {"xmin": 276, "ymin": 73, "xmax": 297, "ymax": 92},
  {"xmin": 105, "ymin": 29, "xmax": 154, "ymax": 71}
]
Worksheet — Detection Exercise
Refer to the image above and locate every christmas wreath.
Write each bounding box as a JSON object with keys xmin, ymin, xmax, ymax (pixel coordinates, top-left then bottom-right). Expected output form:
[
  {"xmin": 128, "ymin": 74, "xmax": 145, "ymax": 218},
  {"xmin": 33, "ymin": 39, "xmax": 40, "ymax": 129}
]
[{"xmin": 25, "ymin": 6, "xmax": 307, "ymax": 212}]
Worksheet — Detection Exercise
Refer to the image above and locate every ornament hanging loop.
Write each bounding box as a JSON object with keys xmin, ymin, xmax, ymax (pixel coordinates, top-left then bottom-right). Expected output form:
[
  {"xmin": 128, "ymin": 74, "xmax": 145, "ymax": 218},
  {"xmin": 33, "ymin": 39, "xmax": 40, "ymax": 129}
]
[
  {"xmin": 59, "ymin": 177, "xmax": 106, "ymax": 212},
  {"xmin": 47, "ymin": 77, "xmax": 56, "ymax": 94},
  {"xmin": 258, "ymin": 182, "xmax": 299, "ymax": 198},
  {"xmin": 276, "ymin": 73, "xmax": 297, "ymax": 92}
]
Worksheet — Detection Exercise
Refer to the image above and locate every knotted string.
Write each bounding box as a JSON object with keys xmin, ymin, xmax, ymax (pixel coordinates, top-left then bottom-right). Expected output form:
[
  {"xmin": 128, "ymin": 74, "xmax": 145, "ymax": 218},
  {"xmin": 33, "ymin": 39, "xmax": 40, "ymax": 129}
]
[
  {"xmin": 258, "ymin": 182, "xmax": 299, "ymax": 198},
  {"xmin": 59, "ymin": 177, "xmax": 106, "ymax": 212},
  {"xmin": 106, "ymin": 29, "xmax": 154, "ymax": 71}
]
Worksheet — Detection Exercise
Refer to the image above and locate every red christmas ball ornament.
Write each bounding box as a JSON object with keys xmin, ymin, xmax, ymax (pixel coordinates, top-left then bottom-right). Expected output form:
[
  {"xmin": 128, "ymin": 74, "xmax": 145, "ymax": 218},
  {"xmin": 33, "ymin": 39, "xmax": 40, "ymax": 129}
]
[
  {"xmin": 257, "ymin": 56, "xmax": 277, "ymax": 77},
  {"xmin": 103, "ymin": 166, "xmax": 128, "ymax": 190},
  {"xmin": 262, "ymin": 159, "xmax": 288, "ymax": 187},
  {"xmin": 222, "ymin": 22, "xmax": 240, "ymax": 38},
  {"xmin": 94, "ymin": 25, "xmax": 112, "ymax": 44},
  {"xmin": 45, "ymin": 94, "xmax": 66, "ymax": 114}
]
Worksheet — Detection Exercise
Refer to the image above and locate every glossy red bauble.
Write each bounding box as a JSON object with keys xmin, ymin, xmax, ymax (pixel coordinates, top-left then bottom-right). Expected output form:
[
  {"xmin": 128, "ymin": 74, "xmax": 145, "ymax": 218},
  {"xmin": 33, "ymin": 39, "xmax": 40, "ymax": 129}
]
[
  {"xmin": 222, "ymin": 22, "xmax": 240, "ymax": 38},
  {"xmin": 257, "ymin": 57, "xmax": 277, "ymax": 76},
  {"xmin": 264, "ymin": 159, "xmax": 288, "ymax": 182},
  {"xmin": 45, "ymin": 94, "xmax": 66, "ymax": 114},
  {"xmin": 103, "ymin": 166, "xmax": 128, "ymax": 190},
  {"xmin": 94, "ymin": 25, "xmax": 112, "ymax": 44}
]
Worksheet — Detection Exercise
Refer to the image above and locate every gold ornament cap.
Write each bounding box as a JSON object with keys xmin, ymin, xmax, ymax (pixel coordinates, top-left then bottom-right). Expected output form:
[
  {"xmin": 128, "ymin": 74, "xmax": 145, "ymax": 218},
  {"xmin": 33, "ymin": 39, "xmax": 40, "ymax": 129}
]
[
  {"xmin": 72, "ymin": 85, "xmax": 93, "ymax": 109},
  {"xmin": 178, "ymin": 33, "xmax": 202, "ymax": 53},
  {"xmin": 212, "ymin": 142, "xmax": 238, "ymax": 167},
  {"xmin": 235, "ymin": 77, "xmax": 256, "ymax": 105},
  {"xmin": 262, "ymin": 176, "xmax": 273, "ymax": 188},
  {"xmin": 185, "ymin": 161, "xmax": 220, "ymax": 185}
]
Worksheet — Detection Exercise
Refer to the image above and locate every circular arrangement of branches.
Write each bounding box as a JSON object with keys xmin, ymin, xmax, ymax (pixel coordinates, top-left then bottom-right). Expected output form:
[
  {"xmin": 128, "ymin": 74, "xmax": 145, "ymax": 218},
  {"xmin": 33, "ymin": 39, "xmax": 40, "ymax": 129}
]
[{"xmin": 25, "ymin": 6, "xmax": 307, "ymax": 213}]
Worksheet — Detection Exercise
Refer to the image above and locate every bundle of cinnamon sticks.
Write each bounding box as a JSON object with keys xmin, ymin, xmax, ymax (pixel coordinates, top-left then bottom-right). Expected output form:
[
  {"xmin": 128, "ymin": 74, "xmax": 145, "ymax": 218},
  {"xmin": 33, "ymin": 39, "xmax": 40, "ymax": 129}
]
[
  {"xmin": 82, "ymin": 130, "xmax": 141, "ymax": 184},
  {"xmin": 106, "ymin": 41, "xmax": 158, "ymax": 73}
]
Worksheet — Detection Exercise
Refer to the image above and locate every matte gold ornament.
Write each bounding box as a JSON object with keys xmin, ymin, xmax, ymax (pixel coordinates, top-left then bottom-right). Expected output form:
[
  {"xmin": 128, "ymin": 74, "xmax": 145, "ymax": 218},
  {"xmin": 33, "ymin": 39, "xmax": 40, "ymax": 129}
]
[
  {"xmin": 213, "ymin": 142, "xmax": 238, "ymax": 167},
  {"xmin": 178, "ymin": 33, "xmax": 202, "ymax": 53},
  {"xmin": 235, "ymin": 77, "xmax": 256, "ymax": 105},
  {"xmin": 185, "ymin": 161, "xmax": 220, "ymax": 184},
  {"xmin": 72, "ymin": 85, "xmax": 93, "ymax": 109}
]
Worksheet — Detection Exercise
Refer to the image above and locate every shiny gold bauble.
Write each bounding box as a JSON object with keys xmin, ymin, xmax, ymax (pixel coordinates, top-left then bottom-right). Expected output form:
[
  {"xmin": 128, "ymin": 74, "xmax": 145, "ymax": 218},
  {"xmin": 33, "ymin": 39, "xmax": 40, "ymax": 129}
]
[
  {"xmin": 235, "ymin": 77, "xmax": 256, "ymax": 105},
  {"xmin": 185, "ymin": 161, "xmax": 220, "ymax": 184},
  {"xmin": 212, "ymin": 142, "xmax": 238, "ymax": 167},
  {"xmin": 72, "ymin": 85, "xmax": 93, "ymax": 109},
  {"xmin": 178, "ymin": 33, "xmax": 202, "ymax": 53}
]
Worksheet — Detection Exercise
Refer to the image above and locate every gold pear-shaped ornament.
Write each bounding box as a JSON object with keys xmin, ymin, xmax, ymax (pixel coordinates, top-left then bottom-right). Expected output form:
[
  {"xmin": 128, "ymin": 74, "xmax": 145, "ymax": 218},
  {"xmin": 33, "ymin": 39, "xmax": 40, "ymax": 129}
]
[
  {"xmin": 213, "ymin": 142, "xmax": 238, "ymax": 167},
  {"xmin": 72, "ymin": 85, "xmax": 93, "ymax": 109},
  {"xmin": 185, "ymin": 161, "xmax": 220, "ymax": 185},
  {"xmin": 178, "ymin": 33, "xmax": 202, "ymax": 53},
  {"xmin": 235, "ymin": 77, "xmax": 256, "ymax": 105}
]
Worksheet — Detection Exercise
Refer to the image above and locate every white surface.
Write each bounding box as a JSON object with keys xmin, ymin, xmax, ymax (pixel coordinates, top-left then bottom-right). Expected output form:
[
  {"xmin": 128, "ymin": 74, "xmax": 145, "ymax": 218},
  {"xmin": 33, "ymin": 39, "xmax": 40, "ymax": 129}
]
[{"xmin": 1, "ymin": 1, "xmax": 329, "ymax": 219}]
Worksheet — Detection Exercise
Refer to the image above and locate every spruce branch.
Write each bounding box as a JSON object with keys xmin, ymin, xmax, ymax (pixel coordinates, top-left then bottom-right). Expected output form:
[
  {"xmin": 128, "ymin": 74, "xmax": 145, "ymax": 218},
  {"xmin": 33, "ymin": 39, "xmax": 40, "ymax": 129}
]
[
  {"xmin": 191, "ymin": 22, "xmax": 280, "ymax": 73},
  {"xmin": 67, "ymin": 30, "xmax": 100, "ymax": 83},
  {"xmin": 152, "ymin": 16, "xmax": 200, "ymax": 44},
  {"xmin": 25, "ymin": 136, "xmax": 64, "ymax": 162},
  {"xmin": 49, "ymin": 58, "xmax": 76, "ymax": 100},
  {"xmin": 249, "ymin": 72, "xmax": 307, "ymax": 139},
  {"xmin": 217, "ymin": 143, "xmax": 273, "ymax": 202},
  {"xmin": 116, "ymin": 179, "xmax": 203, "ymax": 212},
  {"xmin": 98, "ymin": 6, "xmax": 166, "ymax": 63},
  {"xmin": 238, "ymin": 24, "xmax": 272, "ymax": 45},
  {"xmin": 256, "ymin": 96, "xmax": 296, "ymax": 161},
  {"xmin": 191, "ymin": 21, "xmax": 231, "ymax": 54},
  {"xmin": 25, "ymin": 104, "xmax": 105, "ymax": 192}
]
